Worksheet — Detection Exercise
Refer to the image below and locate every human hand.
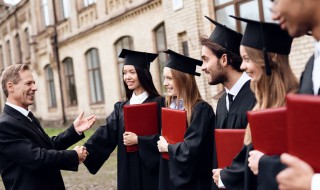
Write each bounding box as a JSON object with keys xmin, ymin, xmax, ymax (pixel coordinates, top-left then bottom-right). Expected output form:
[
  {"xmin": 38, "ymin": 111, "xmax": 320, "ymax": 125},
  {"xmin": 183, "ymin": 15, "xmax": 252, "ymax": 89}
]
[
  {"xmin": 248, "ymin": 150, "xmax": 265, "ymax": 175},
  {"xmin": 123, "ymin": 132, "xmax": 138, "ymax": 146},
  {"xmin": 74, "ymin": 145, "xmax": 89, "ymax": 164},
  {"xmin": 277, "ymin": 153, "xmax": 314, "ymax": 190},
  {"xmin": 157, "ymin": 136, "xmax": 168, "ymax": 152},
  {"xmin": 212, "ymin": 168, "xmax": 222, "ymax": 186},
  {"xmin": 73, "ymin": 111, "xmax": 96, "ymax": 133}
]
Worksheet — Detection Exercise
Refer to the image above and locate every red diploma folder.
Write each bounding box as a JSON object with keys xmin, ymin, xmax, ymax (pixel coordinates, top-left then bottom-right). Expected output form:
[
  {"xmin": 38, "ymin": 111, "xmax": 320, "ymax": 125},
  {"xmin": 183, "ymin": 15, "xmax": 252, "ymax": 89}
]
[
  {"xmin": 286, "ymin": 94, "xmax": 320, "ymax": 172},
  {"xmin": 161, "ymin": 108, "xmax": 187, "ymax": 160},
  {"xmin": 123, "ymin": 102, "xmax": 158, "ymax": 152},
  {"xmin": 247, "ymin": 107, "xmax": 287, "ymax": 155},
  {"xmin": 215, "ymin": 129, "xmax": 245, "ymax": 168}
]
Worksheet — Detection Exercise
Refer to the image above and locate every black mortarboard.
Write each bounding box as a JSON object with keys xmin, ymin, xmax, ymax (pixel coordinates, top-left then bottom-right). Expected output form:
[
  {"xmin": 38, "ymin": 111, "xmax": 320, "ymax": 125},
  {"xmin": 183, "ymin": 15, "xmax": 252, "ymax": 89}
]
[
  {"xmin": 205, "ymin": 16, "xmax": 243, "ymax": 62},
  {"xmin": 230, "ymin": 15, "xmax": 293, "ymax": 75},
  {"xmin": 163, "ymin": 49, "xmax": 202, "ymax": 76},
  {"xmin": 119, "ymin": 49, "xmax": 158, "ymax": 70}
]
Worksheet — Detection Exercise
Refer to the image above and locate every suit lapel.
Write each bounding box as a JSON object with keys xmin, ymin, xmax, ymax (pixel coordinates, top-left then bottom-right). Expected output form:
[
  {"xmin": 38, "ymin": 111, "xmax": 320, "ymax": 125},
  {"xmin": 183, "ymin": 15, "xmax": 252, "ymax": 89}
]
[
  {"xmin": 299, "ymin": 55, "xmax": 315, "ymax": 94},
  {"xmin": 4, "ymin": 105, "xmax": 53, "ymax": 146}
]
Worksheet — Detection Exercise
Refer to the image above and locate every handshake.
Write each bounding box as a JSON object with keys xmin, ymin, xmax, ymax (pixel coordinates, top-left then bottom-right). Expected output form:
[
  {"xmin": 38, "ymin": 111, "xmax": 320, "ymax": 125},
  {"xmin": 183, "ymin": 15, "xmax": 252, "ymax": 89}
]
[{"xmin": 74, "ymin": 145, "xmax": 89, "ymax": 164}]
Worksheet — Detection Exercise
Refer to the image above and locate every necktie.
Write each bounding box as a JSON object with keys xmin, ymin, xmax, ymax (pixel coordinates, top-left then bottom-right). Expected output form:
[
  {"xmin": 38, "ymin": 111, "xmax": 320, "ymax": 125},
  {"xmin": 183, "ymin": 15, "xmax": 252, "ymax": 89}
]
[
  {"xmin": 228, "ymin": 93, "xmax": 234, "ymax": 108},
  {"xmin": 28, "ymin": 111, "xmax": 43, "ymax": 133}
]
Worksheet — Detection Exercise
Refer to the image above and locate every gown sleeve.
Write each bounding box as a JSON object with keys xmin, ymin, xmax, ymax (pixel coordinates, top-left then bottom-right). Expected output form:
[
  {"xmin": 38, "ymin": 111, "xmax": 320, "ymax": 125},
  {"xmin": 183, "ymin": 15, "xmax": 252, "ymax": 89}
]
[
  {"xmin": 257, "ymin": 155, "xmax": 286, "ymax": 190},
  {"xmin": 220, "ymin": 144, "xmax": 257, "ymax": 190},
  {"xmin": 84, "ymin": 102, "xmax": 122, "ymax": 174}
]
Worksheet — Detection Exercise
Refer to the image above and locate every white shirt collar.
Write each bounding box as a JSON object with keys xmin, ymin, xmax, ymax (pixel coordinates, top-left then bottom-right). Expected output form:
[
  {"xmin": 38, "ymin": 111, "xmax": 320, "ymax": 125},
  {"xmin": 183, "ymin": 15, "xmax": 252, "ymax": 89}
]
[
  {"xmin": 315, "ymin": 41, "xmax": 320, "ymax": 59},
  {"xmin": 225, "ymin": 72, "xmax": 251, "ymax": 98},
  {"xmin": 225, "ymin": 72, "xmax": 251, "ymax": 111},
  {"xmin": 130, "ymin": 91, "xmax": 149, "ymax": 105},
  {"xmin": 6, "ymin": 102, "xmax": 30, "ymax": 117}
]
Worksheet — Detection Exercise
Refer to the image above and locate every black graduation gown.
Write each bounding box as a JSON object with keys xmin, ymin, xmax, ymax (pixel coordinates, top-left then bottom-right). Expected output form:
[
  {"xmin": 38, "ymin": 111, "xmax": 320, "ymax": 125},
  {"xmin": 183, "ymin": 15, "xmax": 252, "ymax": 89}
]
[
  {"xmin": 256, "ymin": 55, "xmax": 316, "ymax": 190},
  {"xmin": 158, "ymin": 101, "xmax": 215, "ymax": 190},
  {"xmin": 84, "ymin": 95, "xmax": 164, "ymax": 190},
  {"xmin": 220, "ymin": 144, "xmax": 257, "ymax": 190},
  {"xmin": 216, "ymin": 80, "xmax": 256, "ymax": 129}
]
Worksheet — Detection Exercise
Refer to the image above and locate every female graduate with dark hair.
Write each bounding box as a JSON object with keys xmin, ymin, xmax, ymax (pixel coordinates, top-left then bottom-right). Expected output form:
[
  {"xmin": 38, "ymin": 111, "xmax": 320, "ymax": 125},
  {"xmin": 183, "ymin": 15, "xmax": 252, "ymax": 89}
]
[
  {"xmin": 212, "ymin": 17, "xmax": 299, "ymax": 190},
  {"xmin": 157, "ymin": 49, "xmax": 215, "ymax": 190},
  {"xmin": 83, "ymin": 49, "xmax": 164, "ymax": 190}
]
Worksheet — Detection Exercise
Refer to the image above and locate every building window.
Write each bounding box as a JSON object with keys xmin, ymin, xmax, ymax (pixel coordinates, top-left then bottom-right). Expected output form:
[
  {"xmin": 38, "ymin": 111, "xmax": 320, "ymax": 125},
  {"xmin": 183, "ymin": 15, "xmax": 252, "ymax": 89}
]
[
  {"xmin": 15, "ymin": 34, "xmax": 22, "ymax": 64},
  {"xmin": 0, "ymin": 45, "xmax": 4, "ymax": 72},
  {"xmin": 6, "ymin": 40, "xmax": 12, "ymax": 66},
  {"xmin": 61, "ymin": 0, "xmax": 70, "ymax": 19},
  {"xmin": 214, "ymin": 0, "xmax": 273, "ymax": 33},
  {"xmin": 178, "ymin": 32, "xmax": 189, "ymax": 56},
  {"xmin": 45, "ymin": 65, "xmax": 57, "ymax": 108},
  {"xmin": 86, "ymin": 48, "xmax": 104, "ymax": 104},
  {"xmin": 114, "ymin": 36, "xmax": 133, "ymax": 100},
  {"xmin": 41, "ymin": 0, "xmax": 50, "ymax": 27},
  {"xmin": 63, "ymin": 57, "xmax": 77, "ymax": 106},
  {"xmin": 84, "ymin": 0, "xmax": 96, "ymax": 7},
  {"xmin": 24, "ymin": 28, "xmax": 30, "ymax": 58},
  {"xmin": 154, "ymin": 24, "xmax": 167, "ymax": 94}
]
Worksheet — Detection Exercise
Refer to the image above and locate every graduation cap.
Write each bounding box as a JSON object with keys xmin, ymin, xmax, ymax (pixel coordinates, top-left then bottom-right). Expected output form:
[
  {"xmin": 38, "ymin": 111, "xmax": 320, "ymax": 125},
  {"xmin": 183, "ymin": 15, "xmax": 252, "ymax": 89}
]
[
  {"xmin": 163, "ymin": 49, "xmax": 202, "ymax": 76},
  {"xmin": 230, "ymin": 15, "xmax": 293, "ymax": 75},
  {"xmin": 205, "ymin": 16, "xmax": 243, "ymax": 64},
  {"xmin": 119, "ymin": 49, "xmax": 158, "ymax": 70}
]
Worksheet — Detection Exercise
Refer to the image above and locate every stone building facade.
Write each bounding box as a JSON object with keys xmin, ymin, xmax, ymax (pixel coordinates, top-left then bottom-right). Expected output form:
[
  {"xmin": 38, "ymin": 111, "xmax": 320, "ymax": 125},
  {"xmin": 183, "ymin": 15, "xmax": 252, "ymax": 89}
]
[{"xmin": 0, "ymin": 0, "xmax": 315, "ymax": 123}]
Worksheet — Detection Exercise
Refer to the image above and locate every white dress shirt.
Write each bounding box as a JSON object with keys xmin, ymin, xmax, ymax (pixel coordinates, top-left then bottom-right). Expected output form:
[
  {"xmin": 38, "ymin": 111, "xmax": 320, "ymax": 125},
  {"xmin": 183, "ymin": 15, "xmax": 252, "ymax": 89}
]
[
  {"xmin": 6, "ymin": 102, "xmax": 30, "ymax": 117},
  {"xmin": 225, "ymin": 72, "xmax": 251, "ymax": 111},
  {"xmin": 130, "ymin": 91, "xmax": 149, "ymax": 105},
  {"xmin": 312, "ymin": 41, "xmax": 320, "ymax": 95},
  {"xmin": 312, "ymin": 173, "xmax": 320, "ymax": 190}
]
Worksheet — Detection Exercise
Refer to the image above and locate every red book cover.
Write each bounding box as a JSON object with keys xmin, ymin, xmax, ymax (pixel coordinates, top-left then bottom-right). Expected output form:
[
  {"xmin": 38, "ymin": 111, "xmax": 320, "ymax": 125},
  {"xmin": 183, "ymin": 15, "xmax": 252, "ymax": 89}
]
[
  {"xmin": 215, "ymin": 129, "xmax": 245, "ymax": 168},
  {"xmin": 161, "ymin": 108, "xmax": 187, "ymax": 160},
  {"xmin": 247, "ymin": 107, "xmax": 287, "ymax": 155},
  {"xmin": 123, "ymin": 102, "xmax": 159, "ymax": 152},
  {"xmin": 287, "ymin": 94, "xmax": 320, "ymax": 172}
]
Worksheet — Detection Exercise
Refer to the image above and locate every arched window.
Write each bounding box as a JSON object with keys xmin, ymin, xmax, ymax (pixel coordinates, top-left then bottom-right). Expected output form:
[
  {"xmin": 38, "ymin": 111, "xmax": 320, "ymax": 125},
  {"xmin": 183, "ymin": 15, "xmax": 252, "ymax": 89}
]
[
  {"xmin": 86, "ymin": 48, "xmax": 104, "ymax": 104},
  {"xmin": 114, "ymin": 36, "xmax": 133, "ymax": 100},
  {"xmin": 45, "ymin": 64, "xmax": 57, "ymax": 108},
  {"xmin": 63, "ymin": 57, "xmax": 77, "ymax": 106}
]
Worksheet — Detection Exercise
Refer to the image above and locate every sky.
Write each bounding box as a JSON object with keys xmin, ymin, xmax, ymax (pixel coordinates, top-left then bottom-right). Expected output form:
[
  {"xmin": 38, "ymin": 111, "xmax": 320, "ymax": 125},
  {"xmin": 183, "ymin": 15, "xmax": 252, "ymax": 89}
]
[{"xmin": 4, "ymin": 0, "xmax": 21, "ymax": 5}]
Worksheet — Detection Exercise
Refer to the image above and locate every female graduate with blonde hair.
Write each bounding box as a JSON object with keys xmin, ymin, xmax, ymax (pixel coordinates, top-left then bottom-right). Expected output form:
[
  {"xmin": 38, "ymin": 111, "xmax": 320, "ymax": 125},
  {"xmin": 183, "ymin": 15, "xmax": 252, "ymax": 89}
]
[{"xmin": 157, "ymin": 49, "xmax": 215, "ymax": 190}]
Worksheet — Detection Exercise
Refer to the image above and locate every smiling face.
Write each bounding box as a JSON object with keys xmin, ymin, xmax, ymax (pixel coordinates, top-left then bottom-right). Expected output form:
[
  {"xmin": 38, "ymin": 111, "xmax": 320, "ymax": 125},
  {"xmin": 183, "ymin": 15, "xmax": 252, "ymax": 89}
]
[
  {"xmin": 123, "ymin": 65, "xmax": 144, "ymax": 92},
  {"xmin": 271, "ymin": 0, "xmax": 318, "ymax": 38},
  {"xmin": 201, "ymin": 45, "xmax": 227, "ymax": 85},
  {"xmin": 7, "ymin": 70, "xmax": 37, "ymax": 110},
  {"xmin": 163, "ymin": 67, "xmax": 177, "ymax": 96},
  {"xmin": 239, "ymin": 46, "xmax": 262, "ymax": 82}
]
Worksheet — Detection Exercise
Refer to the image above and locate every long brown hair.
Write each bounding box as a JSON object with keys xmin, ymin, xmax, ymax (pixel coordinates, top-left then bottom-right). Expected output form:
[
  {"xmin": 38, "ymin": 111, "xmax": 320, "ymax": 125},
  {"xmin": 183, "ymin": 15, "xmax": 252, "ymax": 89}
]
[
  {"xmin": 165, "ymin": 68, "xmax": 202, "ymax": 125},
  {"xmin": 243, "ymin": 46, "xmax": 299, "ymax": 145}
]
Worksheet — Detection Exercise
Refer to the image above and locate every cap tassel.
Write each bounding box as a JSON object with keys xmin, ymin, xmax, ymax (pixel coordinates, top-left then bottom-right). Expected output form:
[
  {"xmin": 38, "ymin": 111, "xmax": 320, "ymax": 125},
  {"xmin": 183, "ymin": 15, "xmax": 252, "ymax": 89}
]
[
  {"xmin": 263, "ymin": 48, "xmax": 271, "ymax": 76},
  {"xmin": 260, "ymin": 23, "xmax": 272, "ymax": 76}
]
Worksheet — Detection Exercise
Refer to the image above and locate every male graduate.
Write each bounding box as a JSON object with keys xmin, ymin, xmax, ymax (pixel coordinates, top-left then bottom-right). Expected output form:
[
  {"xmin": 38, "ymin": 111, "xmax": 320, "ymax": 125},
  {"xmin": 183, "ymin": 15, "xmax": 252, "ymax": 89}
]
[{"xmin": 201, "ymin": 16, "xmax": 256, "ymax": 130}]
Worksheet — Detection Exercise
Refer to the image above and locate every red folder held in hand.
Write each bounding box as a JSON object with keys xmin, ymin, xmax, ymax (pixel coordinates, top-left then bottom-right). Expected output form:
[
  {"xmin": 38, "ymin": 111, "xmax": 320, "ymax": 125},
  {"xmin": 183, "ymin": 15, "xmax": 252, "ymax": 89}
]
[
  {"xmin": 287, "ymin": 94, "xmax": 320, "ymax": 172},
  {"xmin": 123, "ymin": 102, "xmax": 159, "ymax": 152},
  {"xmin": 215, "ymin": 129, "xmax": 245, "ymax": 168},
  {"xmin": 247, "ymin": 107, "xmax": 287, "ymax": 155},
  {"xmin": 161, "ymin": 108, "xmax": 187, "ymax": 160}
]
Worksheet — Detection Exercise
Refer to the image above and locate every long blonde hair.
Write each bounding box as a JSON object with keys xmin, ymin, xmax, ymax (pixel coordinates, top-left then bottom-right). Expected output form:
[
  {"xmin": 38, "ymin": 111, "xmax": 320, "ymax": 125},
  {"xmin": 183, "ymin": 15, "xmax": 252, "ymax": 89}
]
[
  {"xmin": 165, "ymin": 69, "xmax": 203, "ymax": 125},
  {"xmin": 243, "ymin": 46, "xmax": 299, "ymax": 145}
]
